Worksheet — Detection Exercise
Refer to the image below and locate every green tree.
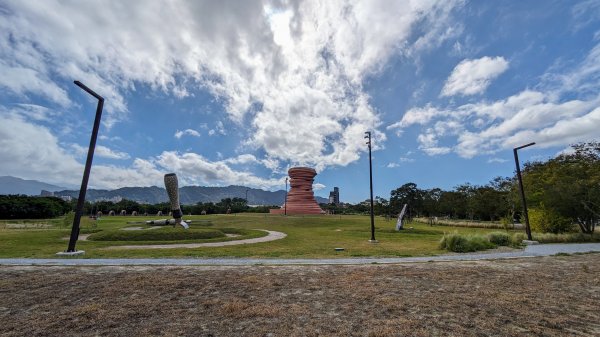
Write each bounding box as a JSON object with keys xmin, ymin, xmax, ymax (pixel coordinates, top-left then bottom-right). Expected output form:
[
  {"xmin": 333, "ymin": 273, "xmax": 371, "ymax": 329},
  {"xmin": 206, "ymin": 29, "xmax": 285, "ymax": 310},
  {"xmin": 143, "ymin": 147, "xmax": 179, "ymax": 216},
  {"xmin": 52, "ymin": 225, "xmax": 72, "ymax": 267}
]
[
  {"xmin": 521, "ymin": 142, "xmax": 600, "ymax": 234},
  {"xmin": 390, "ymin": 183, "xmax": 423, "ymax": 217}
]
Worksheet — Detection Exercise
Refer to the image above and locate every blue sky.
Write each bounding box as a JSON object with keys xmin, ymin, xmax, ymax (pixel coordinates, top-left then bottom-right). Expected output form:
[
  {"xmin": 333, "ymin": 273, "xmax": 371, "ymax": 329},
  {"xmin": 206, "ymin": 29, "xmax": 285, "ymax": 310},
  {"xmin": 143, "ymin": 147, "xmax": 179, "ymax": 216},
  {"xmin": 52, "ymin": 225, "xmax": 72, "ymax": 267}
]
[{"xmin": 1, "ymin": 0, "xmax": 599, "ymax": 203}]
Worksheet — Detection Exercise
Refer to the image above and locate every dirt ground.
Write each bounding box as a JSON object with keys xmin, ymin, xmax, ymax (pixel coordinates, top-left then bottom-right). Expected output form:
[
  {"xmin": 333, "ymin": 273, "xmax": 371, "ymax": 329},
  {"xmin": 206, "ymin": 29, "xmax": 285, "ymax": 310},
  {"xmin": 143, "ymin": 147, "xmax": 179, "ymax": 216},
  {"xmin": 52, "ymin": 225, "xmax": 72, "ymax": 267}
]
[{"xmin": 1, "ymin": 254, "xmax": 599, "ymax": 337}]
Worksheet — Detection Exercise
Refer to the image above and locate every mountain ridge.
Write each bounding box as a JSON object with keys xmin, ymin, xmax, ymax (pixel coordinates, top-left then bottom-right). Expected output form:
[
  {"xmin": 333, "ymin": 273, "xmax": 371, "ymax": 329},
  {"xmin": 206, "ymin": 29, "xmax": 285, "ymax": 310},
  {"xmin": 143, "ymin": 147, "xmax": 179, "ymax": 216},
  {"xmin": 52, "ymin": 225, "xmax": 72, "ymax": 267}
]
[
  {"xmin": 54, "ymin": 185, "xmax": 329, "ymax": 205},
  {"xmin": 0, "ymin": 176, "xmax": 66, "ymax": 196},
  {"xmin": 1, "ymin": 176, "xmax": 330, "ymax": 205}
]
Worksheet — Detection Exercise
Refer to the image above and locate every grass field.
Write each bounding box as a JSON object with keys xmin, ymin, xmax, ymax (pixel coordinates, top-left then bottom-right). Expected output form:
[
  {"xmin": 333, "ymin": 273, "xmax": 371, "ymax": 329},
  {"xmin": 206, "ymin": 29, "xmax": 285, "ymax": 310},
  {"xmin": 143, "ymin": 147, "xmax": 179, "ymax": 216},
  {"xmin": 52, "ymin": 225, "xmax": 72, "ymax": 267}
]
[{"xmin": 0, "ymin": 214, "xmax": 517, "ymax": 258}]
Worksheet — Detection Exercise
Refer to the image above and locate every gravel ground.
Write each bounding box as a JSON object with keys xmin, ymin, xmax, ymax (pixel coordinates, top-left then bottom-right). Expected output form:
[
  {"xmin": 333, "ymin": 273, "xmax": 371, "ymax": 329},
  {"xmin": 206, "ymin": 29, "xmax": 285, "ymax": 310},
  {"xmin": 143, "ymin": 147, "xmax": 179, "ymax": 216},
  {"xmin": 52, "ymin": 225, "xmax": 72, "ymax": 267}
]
[{"xmin": 1, "ymin": 253, "xmax": 599, "ymax": 336}]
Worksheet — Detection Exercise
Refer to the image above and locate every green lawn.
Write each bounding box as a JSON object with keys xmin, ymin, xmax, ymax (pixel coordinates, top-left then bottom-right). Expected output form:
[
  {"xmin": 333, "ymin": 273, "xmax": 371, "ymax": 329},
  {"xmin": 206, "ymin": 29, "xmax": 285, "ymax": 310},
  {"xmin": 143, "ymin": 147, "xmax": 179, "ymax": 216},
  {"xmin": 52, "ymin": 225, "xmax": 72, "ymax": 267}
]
[{"xmin": 0, "ymin": 214, "xmax": 516, "ymax": 258}]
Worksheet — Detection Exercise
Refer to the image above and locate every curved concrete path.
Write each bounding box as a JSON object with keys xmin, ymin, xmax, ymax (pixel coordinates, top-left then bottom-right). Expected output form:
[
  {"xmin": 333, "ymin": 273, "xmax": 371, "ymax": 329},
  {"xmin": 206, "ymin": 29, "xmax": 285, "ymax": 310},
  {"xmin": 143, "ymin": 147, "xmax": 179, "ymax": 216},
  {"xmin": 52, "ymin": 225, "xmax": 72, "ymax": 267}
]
[
  {"xmin": 102, "ymin": 229, "xmax": 286, "ymax": 250},
  {"xmin": 0, "ymin": 243, "xmax": 599, "ymax": 266}
]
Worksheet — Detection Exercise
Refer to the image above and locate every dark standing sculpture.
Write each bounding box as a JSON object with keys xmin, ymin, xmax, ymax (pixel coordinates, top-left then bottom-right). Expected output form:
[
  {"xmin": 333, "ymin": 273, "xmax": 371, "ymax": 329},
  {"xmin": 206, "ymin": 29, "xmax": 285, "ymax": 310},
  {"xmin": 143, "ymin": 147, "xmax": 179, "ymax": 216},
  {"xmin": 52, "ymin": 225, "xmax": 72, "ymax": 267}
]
[
  {"xmin": 64, "ymin": 81, "xmax": 104, "ymax": 254},
  {"xmin": 514, "ymin": 142, "xmax": 536, "ymax": 241},
  {"xmin": 365, "ymin": 131, "xmax": 377, "ymax": 243}
]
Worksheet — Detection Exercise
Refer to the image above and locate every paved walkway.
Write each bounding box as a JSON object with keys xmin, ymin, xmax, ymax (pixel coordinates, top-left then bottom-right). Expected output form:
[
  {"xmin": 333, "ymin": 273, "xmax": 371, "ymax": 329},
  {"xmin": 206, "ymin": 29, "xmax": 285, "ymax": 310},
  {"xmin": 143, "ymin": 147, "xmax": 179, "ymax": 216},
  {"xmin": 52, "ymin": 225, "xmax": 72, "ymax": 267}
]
[
  {"xmin": 1, "ymin": 243, "xmax": 599, "ymax": 266},
  {"xmin": 102, "ymin": 229, "xmax": 286, "ymax": 250}
]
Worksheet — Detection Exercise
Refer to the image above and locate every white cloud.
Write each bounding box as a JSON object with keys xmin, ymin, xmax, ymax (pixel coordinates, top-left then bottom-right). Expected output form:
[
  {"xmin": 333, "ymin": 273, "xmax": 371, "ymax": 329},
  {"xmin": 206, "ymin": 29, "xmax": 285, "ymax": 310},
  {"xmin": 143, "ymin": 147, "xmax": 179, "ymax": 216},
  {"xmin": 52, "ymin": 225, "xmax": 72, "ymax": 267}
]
[
  {"xmin": 0, "ymin": 108, "xmax": 288, "ymax": 190},
  {"xmin": 12, "ymin": 104, "xmax": 59, "ymax": 122},
  {"xmin": 387, "ymin": 105, "xmax": 445, "ymax": 130},
  {"xmin": 174, "ymin": 129, "xmax": 201, "ymax": 139},
  {"xmin": 70, "ymin": 143, "xmax": 88, "ymax": 158},
  {"xmin": 387, "ymin": 157, "xmax": 415, "ymax": 168},
  {"xmin": 389, "ymin": 43, "xmax": 600, "ymax": 158},
  {"xmin": 95, "ymin": 145, "xmax": 130, "ymax": 160},
  {"xmin": 441, "ymin": 56, "xmax": 509, "ymax": 97},
  {"xmin": 545, "ymin": 43, "xmax": 600, "ymax": 96},
  {"xmin": 422, "ymin": 146, "xmax": 452, "ymax": 156},
  {"xmin": 487, "ymin": 158, "xmax": 508, "ymax": 163},
  {"xmin": 223, "ymin": 154, "xmax": 258, "ymax": 165},
  {"xmin": 0, "ymin": 113, "xmax": 82, "ymax": 187},
  {"xmin": 0, "ymin": 61, "xmax": 70, "ymax": 107},
  {"xmin": 313, "ymin": 183, "xmax": 326, "ymax": 191},
  {"xmin": 0, "ymin": 0, "xmax": 463, "ymax": 171},
  {"xmin": 155, "ymin": 151, "xmax": 283, "ymax": 189},
  {"xmin": 416, "ymin": 131, "xmax": 452, "ymax": 156}
]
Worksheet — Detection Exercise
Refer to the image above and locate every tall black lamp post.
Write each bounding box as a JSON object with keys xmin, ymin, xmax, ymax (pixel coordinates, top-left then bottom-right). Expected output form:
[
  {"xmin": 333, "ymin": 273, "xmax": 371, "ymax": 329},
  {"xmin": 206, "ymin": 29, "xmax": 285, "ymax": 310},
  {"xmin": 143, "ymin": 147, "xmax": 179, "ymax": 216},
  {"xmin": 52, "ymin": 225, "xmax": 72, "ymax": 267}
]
[
  {"xmin": 513, "ymin": 142, "xmax": 536, "ymax": 241},
  {"xmin": 61, "ymin": 81, "xmax": 104, "ymax": 255},
  {"xmin": 365, "ymin": 131, "xmax": 377, "ymax": 243},
  {"xmin": 284, "ymin": 177, "xmax": 288, "ymax": 216}
]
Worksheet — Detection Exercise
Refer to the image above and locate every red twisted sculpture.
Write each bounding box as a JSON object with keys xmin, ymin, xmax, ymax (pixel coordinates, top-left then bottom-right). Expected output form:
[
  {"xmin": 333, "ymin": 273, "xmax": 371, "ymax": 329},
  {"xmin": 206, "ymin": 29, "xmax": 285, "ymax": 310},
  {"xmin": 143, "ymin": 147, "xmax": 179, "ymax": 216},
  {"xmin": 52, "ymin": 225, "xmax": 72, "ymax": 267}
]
[{"xmin": 271, "ymin": 167, "xmax": 324, "ymax": 215}]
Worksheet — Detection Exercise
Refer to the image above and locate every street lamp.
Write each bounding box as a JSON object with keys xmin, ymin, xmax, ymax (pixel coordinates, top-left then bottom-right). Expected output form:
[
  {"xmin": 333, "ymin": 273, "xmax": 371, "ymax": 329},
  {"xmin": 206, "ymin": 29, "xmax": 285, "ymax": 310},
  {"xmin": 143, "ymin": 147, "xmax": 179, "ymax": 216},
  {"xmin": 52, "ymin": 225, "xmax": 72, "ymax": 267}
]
[
  {"xmin": 513, "ymin": 142, "xmax": 536, "ymax": 241},
  {"xmin": 365, "ymin": 131, "xmax": 377, "ymax": 243},
  {"xmin": 284, "ymin": 177, "xmax": 288, "ymax": 216},
  {"xmin": 60, "ymin": 81, "xmax": 104, "ymax": 255}
]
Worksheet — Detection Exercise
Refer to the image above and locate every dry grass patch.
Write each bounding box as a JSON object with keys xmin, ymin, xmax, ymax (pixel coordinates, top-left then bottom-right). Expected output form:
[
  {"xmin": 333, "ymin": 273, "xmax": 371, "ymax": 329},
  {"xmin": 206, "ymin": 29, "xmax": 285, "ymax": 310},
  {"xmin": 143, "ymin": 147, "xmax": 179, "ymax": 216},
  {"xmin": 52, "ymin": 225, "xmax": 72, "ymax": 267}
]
[{"xmin": 1, "ymin": 255, "xmax": 600, "ymax": 336}]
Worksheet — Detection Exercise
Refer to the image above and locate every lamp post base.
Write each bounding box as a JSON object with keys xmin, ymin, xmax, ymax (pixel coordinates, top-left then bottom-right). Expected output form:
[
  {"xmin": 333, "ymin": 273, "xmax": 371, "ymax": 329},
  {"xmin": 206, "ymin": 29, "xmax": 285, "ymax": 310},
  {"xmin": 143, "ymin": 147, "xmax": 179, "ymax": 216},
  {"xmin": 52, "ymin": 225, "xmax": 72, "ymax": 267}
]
[
  {"xmin": 368, "ymin": 239, "xmax": 379, "ymax": 243},
  {"xmin": 56, "ymin": 250, "xmax": 85, "ymax": 256}
]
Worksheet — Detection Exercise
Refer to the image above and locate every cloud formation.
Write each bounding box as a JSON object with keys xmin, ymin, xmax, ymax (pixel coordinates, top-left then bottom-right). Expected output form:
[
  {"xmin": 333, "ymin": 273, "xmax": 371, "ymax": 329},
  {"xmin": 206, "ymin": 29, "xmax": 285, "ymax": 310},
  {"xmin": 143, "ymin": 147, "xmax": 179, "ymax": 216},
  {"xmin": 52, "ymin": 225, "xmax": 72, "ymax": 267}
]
[
  {"xmin": 0, "ymin": 108, "xmax": 286, "ymax": 190},
  {"xmin": 0, "ymin": 0, "xmax": 462, "ymax": 173},
  {"xmin": 174, "ymin": 129, "xmax": 201, "ymax": 139},
  {"xmin": 441, "ymin": 56, "xmax": 509, "ymax": 97}
]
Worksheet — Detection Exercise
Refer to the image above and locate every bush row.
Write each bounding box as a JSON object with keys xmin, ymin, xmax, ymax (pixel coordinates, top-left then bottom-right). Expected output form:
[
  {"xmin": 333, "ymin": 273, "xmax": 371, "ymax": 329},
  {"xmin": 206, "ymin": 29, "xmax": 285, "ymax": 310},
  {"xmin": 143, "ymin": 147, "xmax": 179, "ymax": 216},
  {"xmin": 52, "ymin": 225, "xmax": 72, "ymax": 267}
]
[
  {"xmin": 440, "ymin": 231, "xmax": 600, "ymax": 253},
  {"xmin": 440, "ymin": 232, "xmax": 502, "ymax": 253},
  {"xmin": 513, "ymin": 232, "xmax": 600, "ymax": 243}
]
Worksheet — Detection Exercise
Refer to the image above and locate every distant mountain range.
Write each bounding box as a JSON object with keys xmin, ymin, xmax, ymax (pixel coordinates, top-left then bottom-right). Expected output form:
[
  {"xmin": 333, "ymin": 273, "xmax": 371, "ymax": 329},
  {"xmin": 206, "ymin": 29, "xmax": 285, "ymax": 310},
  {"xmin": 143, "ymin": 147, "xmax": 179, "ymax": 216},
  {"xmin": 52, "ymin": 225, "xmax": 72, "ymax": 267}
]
[
  {"xmin": 0, "ymin": 176, "xmax": 329, "ymax": 205},
  {"xmin": 0, "ymin": 176, "xmax": 66, "ymax": 196}
]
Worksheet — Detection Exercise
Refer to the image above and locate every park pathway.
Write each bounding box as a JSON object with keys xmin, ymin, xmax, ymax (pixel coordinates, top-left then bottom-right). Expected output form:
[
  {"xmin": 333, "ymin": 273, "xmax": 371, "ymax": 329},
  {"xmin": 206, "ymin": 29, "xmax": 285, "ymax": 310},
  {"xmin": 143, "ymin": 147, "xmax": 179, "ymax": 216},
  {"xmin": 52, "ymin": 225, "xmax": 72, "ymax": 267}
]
[
  {"xmin": 102, "ymin": 229, "xmax": 286, "ymax": 250},
  {"xmin": 0, "ymin": 243, "xmax": 599, "ymax": 266}
]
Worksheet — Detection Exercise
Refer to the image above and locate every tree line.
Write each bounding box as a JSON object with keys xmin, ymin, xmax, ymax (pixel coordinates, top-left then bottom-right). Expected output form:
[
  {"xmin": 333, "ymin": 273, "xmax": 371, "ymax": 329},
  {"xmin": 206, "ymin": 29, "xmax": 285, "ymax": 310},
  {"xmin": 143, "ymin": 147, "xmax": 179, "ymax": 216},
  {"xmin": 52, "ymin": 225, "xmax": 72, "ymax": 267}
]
[
  {"xmin": 83, "ymin": 197, "xmax": 276, "ymax": 216},
  {"xmin": 0, "ymin": 196, "xmax": 278, "ymax": 219},
  {"xmin": 0, "ymin": 195, "xmax": 71, "ymax": 219},
  {"xmin": 1, "ymin": 142, "xmax": 597, "ymax": 234},
  {"xmin": 324, "ymin": 142, "xmax": 599, "ymax": 234}
]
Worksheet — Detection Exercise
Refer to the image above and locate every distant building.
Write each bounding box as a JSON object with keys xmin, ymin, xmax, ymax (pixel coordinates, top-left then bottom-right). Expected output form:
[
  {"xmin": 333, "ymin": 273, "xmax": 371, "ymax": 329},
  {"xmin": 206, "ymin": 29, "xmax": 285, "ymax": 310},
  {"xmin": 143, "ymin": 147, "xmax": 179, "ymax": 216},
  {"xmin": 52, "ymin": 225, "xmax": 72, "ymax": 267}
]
[
  {"xmin": 40, "ymin": 190, "xmax": 54, "ymax": 197},
  {"xmin": 60, "ymin": 195, "xmax": 72, "ymax": 202},
  {"xmin": 328, "ymin": 187, "xmax": 340, "ymax": 205},
  {"xmin": 97, "ymin": 196, "xmax": 123, "ymax": 203}
]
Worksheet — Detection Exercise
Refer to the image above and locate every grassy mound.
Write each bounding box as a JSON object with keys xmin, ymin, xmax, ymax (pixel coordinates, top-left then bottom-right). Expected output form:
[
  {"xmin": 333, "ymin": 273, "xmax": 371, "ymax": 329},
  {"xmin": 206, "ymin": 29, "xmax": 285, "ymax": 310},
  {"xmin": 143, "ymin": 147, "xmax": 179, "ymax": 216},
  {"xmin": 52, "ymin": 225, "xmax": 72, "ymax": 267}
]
[{"xmin": 88, "ymin": 227, "xmax": 225, "ymax": 242}]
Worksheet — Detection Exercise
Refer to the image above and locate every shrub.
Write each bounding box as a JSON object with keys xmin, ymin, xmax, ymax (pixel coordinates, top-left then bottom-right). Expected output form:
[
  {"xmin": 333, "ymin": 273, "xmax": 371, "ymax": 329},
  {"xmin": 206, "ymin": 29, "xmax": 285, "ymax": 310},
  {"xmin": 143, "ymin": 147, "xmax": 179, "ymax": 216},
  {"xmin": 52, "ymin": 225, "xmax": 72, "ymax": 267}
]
[
  {"xmin": 512, "ymin": 232, "xmax": 527, "ymax": 245},
  {"xmin": 439, "ymin": 233, "xmax": 496, "ymax": 253},
  {"xmin": 62, "ymin": 211, "xmax": 75, "ymax": 227},
  {"xmin": 88, "ymin": 227, "xmax": 225, "ymax": 241},
  {"xmin": 528, "ymin": 207, "xmax": 574, "ymax": 234},
  {"xmin": 487, "ymin": 232, "xmax": 511, "ymax": 246},
  {"xmin": 511, "ymin": 231, "xmax": 600, "ymax": 244}
]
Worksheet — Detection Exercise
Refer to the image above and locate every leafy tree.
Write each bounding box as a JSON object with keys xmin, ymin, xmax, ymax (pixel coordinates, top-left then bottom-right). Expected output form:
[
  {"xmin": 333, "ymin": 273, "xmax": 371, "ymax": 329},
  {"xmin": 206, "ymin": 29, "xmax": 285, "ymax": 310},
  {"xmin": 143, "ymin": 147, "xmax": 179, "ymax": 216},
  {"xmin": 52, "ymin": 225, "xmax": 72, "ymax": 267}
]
[
  {"xmin": 0, "ymin": 195, "xmax": 70, "ymax": 219},
  {"xmin": 422, "ymin": 188, "xmax": 442, "ymax": 217},
  {"xmin": 438, "ymin": 191, "xmax": 468, "ymax": 218},
  {"xmin": 521, "ymin": 142, "xmax": 600, "ymax": 234},
  {"xmin": 390, "ymin": 183, "xmax": 423, "ymax": 217},
  {"xmin": 374, "ymin": 196, "xmax": 389, "ymax": 216}
]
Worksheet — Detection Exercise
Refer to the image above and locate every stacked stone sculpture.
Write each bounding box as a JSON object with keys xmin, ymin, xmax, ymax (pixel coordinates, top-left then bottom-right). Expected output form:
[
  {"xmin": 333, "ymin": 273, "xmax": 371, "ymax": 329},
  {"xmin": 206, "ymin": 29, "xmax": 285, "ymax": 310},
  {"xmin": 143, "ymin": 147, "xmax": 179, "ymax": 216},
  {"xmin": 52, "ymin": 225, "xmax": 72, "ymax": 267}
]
[{"xmin": 272, "ymin": 167, "xmax": 324, "ymax": 215}]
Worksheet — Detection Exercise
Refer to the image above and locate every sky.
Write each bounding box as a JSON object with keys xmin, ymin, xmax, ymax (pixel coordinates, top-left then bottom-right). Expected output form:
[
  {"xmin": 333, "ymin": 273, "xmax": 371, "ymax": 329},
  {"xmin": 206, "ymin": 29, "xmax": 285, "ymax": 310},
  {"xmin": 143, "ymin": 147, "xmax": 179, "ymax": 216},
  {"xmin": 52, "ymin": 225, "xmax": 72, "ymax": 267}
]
[{"xmin": 1, "ymin": 0, "xmax": 599, "ymax": 203}]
